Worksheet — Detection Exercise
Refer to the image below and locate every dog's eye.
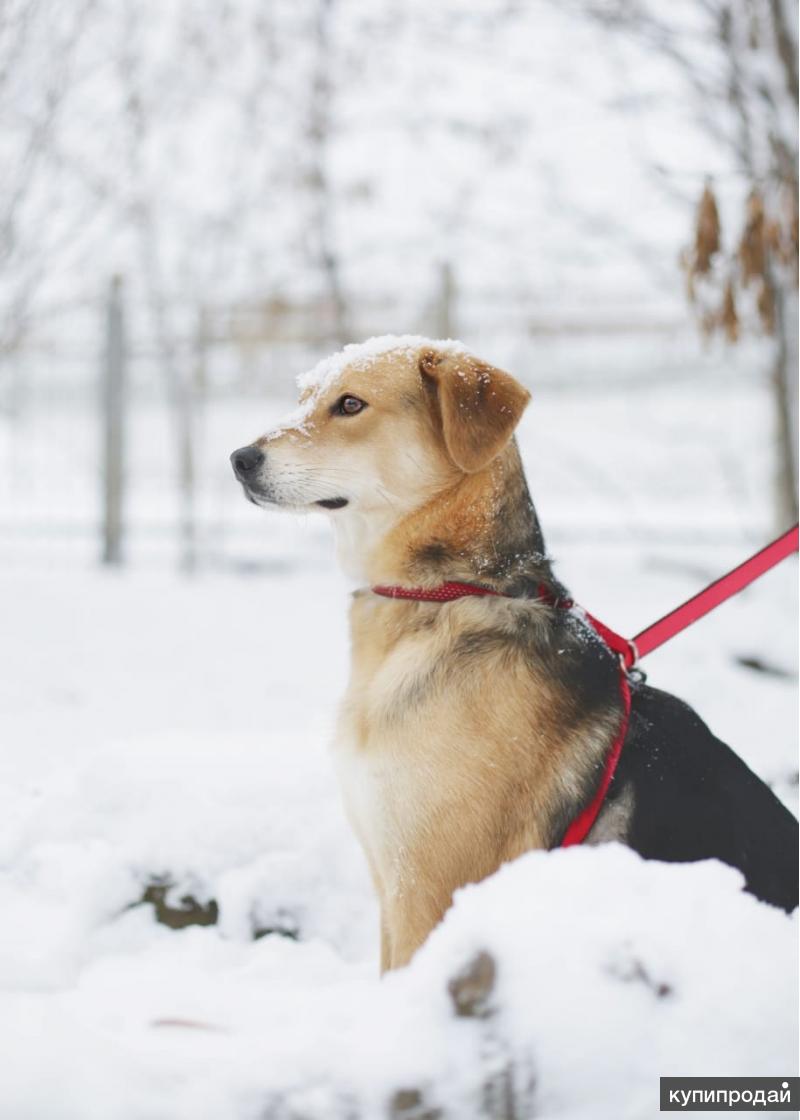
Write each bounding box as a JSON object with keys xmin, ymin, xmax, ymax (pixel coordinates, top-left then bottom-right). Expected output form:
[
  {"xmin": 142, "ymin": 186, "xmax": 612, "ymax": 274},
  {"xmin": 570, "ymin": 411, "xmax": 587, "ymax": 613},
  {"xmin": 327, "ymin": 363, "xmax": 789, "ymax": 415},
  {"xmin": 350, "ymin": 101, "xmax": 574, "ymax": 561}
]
[{"xmin": 334, "ymin": 395, "xmax": 367, "ymax": 416}]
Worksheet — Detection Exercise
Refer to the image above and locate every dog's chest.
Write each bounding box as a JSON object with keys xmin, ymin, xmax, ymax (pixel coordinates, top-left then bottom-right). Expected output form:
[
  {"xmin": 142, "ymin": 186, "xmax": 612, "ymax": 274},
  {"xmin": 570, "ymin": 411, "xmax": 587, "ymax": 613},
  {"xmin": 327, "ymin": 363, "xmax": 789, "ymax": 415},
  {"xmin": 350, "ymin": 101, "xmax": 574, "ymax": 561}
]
[
  {"xmin": 332, "ymin": 622, "xmax": 443, "ymax": 870},
  {"xmin": 332, "ymin": 722, "xmax": 435, "ymax": 897},
  {"xmin": 332, "ymin": 730, "xmax": 395, "ymax": 853}
]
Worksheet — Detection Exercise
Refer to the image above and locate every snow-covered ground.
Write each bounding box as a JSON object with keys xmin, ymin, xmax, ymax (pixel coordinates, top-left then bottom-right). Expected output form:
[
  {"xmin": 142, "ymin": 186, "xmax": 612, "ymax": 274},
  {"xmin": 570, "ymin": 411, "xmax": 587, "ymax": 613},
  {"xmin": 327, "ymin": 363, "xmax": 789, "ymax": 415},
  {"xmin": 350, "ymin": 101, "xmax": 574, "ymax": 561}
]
[
  {"xmin": 1, "ymin": 0, "xmax": 796, "ymax": 1108},
  {"xmin": 1, "ymin": 334, "xmax": 797, "ymax": 1118}
]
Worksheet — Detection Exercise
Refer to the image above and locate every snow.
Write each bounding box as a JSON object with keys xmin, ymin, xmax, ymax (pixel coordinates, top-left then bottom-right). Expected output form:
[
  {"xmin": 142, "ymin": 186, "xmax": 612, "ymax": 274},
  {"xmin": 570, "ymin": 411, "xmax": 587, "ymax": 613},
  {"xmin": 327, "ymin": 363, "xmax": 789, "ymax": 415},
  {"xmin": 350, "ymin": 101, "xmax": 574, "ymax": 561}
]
[
  {"xmin": 1, "ymin": 707, "xmax": 796, "ymax": 1120},
  {"xmin": 240, "ymin": 335, "xmax": 473, "ymax": 443},
  {"xmin": 1, "ymin": 317, "xmax": 798, "ymax": 1117},
  {"xmin": 1, "ymin": 508, "xmax": 796, "ymax": 1117},
  {"xmin": 296, "ymin": 334, "xmax": 468, "ymax": 396},
  {"xmin": 241, "ymin": 336, "xmax": 470, "ymax": 441}
]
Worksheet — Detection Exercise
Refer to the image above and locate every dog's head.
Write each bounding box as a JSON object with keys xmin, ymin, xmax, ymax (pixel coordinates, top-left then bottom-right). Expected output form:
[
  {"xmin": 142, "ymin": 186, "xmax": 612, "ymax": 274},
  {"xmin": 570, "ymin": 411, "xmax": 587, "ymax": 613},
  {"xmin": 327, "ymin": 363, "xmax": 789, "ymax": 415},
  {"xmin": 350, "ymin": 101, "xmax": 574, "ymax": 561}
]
[{"xmin": 231, "ymin": 337, "xmax": 530, "ymax": 574}]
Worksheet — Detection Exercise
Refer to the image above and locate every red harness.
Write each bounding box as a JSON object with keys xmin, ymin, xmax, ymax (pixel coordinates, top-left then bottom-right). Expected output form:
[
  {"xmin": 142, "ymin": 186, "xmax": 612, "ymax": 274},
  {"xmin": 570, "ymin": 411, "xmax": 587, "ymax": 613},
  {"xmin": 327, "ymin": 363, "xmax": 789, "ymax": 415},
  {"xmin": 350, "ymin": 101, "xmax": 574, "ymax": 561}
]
[{"xmin": 372, "ymin": 525, "xmax": 798, "ymax": 848}]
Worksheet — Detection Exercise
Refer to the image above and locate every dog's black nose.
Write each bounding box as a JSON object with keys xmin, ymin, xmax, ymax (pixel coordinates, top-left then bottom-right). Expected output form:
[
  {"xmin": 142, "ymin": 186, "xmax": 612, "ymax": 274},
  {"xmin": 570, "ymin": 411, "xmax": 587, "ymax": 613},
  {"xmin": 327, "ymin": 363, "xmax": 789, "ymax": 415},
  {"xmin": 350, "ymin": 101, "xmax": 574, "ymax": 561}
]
[{"xmin": 231, "ymin": 445, "xmax": 265, "ymax": 480}]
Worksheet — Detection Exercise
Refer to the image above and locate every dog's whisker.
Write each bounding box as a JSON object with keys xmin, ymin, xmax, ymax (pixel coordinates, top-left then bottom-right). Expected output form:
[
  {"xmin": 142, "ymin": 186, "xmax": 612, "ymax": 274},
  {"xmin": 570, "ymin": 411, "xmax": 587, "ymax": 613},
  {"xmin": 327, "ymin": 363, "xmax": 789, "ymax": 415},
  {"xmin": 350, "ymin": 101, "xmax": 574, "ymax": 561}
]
[{"xmin": 375, "ymin": 484, "xmax": 401, "ymax": 512}]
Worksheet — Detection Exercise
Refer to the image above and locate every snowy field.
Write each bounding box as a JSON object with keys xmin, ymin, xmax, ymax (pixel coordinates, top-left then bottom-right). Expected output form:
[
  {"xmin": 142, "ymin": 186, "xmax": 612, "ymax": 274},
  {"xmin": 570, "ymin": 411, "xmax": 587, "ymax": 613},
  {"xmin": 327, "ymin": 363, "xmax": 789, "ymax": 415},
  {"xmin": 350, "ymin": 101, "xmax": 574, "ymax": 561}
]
[{"xmin": 1, "ymin": 333, "xmax": 797, "ymax": 1119}]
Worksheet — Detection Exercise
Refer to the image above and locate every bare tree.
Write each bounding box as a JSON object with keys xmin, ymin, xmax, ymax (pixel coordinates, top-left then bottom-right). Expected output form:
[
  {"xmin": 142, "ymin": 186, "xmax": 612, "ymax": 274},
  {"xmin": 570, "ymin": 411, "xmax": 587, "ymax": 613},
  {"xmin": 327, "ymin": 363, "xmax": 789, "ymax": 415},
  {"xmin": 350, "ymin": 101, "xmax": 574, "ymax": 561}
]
[
  {"xmin": 101, "ymin": 274, "xmax": 126, "ymax": 565},
  {"xmin": 307, "ymin": 0, "xmax": 349, "ymax": 346},
  {"xmin": 116, "ymin": 4, "xmax": 197, "ymax": 572},
  {"xmin": 568, "ymin": 0, "xmax": 798, "ymax": 523},
  {"xmin": 0, "ymin": 0, "xmax": 94, "ymax": 379}
]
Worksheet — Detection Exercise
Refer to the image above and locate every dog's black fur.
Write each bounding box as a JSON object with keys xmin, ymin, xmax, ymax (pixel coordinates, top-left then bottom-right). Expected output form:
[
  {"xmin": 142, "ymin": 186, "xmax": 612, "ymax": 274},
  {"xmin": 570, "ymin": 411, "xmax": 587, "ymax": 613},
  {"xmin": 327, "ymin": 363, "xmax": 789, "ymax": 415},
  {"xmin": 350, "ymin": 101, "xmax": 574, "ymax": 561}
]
[
  {"xmin": 459, "ymin": 458, "xmax": 798, "ymax": 914},
  {"xmin": 599, "ymin": 682, "xmax": 799, "ymax": 912}
]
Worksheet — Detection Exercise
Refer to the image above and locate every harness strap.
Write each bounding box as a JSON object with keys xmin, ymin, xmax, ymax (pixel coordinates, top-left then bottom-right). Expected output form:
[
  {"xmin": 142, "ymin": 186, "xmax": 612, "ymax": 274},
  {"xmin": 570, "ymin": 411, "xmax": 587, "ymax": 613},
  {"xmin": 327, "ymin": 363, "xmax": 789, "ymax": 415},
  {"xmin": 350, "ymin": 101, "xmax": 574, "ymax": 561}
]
[{"xmin": 561, "ymin": 663, "xmax": 631, "ymax": 847}]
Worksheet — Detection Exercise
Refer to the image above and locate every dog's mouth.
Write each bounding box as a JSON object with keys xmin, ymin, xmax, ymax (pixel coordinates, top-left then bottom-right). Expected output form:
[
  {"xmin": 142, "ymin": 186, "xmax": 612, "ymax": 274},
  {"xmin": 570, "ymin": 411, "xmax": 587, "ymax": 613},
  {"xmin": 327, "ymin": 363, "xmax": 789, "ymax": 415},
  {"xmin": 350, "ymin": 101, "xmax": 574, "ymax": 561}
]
[
  {"xmin": 242, "ymin": 484, "xmax": 349, "ymax": 511},
  {"xmin": 240, "ymin": 483, "xmax": 271, "ymax": 507}
]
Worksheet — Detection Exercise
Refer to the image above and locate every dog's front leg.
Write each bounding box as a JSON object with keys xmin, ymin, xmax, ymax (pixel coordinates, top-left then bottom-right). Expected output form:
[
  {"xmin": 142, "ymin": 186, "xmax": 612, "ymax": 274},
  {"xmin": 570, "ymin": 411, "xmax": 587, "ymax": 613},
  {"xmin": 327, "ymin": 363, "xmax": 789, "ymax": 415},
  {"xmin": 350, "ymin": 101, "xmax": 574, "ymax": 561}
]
[
  {"xmin": 380, "ymin": 812, "xmax": 542, "ymax": 970},
  {"xmin": 380, "ymin": 914, "xmax": 392, "ymax": 973},
  {"xmin": 382, "ymin": 883, "xmax": 450, "ymax": 971}
]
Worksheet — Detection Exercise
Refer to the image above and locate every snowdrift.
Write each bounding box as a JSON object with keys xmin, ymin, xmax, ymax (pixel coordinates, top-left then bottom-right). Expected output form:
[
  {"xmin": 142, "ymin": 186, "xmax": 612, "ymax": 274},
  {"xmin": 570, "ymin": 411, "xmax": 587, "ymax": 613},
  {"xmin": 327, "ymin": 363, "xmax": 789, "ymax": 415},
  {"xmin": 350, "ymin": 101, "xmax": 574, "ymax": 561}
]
[{"xmin": 1, "ymin": 726, "xmax": 795, "ymax": 1120}]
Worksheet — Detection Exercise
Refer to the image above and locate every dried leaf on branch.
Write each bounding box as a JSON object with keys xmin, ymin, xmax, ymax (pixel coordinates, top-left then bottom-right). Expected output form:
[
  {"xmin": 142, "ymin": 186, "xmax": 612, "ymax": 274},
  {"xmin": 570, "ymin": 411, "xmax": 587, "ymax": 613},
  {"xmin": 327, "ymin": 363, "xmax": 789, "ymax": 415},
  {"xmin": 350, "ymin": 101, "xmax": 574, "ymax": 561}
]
[
  {"xmin": 738, "ymin": 190, "xmax": 767, "ymax": 287},
  {"xmin": 720, "ymin": 279, "xmax": 739, "ymax": 342},
  {"xmin": 692, "ymin": 183, "xmax": 721, "ymax": 275}
]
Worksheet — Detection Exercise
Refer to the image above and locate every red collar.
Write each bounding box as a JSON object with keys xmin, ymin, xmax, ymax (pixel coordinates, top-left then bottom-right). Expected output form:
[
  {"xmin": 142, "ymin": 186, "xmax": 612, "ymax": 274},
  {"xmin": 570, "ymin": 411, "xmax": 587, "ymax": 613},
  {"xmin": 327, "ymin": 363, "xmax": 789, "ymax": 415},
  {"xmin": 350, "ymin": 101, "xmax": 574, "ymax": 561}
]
[
  {"xmin": 371, "ymin": 580, "xmax": 502, "ymax": 602},
  {"xmin": 370, "ymin": 579, "xmax": 631, "ymax": 848}
]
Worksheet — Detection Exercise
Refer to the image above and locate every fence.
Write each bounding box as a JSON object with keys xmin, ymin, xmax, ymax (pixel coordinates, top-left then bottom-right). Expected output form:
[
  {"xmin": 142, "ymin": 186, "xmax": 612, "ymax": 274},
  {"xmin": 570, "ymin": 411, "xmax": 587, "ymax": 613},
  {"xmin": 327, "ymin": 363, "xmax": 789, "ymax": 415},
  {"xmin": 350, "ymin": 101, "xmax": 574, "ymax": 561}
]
[{"xmin": 0, "ymin": 272, "xmax": 781, "ymax": 573}]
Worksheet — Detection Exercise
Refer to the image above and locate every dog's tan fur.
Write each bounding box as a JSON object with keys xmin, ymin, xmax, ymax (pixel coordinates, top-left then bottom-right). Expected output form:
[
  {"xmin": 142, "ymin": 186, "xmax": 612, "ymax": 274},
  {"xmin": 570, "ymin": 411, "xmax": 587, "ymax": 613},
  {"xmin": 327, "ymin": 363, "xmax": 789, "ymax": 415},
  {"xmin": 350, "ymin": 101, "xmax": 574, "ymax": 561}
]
[{"xmin": 239, "ymin": 338, "xmax": 620, "ymax": 970}]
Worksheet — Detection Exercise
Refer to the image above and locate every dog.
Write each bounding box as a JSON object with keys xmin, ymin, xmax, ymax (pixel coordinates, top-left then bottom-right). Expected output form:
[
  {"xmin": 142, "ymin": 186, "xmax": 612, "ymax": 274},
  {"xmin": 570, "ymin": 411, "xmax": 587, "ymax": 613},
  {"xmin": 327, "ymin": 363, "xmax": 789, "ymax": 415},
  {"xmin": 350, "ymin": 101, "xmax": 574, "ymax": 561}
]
[{"xmin": 231, "ymin": 336, "xmax": 799, "ymax": 971}]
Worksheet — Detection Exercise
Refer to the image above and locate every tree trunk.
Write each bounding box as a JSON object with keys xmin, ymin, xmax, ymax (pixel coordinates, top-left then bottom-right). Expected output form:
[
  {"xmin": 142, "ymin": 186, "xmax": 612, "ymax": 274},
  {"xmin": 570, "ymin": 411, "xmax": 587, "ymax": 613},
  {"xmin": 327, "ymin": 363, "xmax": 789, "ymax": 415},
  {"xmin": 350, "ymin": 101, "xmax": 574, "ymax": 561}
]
[
  {"xmin": 101, "ymin": 275, "xmax": 126, "ymax": 565},
  {"xmin": 773, "ymin": 285, "xmax": 799, "ymax": 526},
  {"xmin": 308, "ymin": 0, "xmax": 349, "ymax": 346}
]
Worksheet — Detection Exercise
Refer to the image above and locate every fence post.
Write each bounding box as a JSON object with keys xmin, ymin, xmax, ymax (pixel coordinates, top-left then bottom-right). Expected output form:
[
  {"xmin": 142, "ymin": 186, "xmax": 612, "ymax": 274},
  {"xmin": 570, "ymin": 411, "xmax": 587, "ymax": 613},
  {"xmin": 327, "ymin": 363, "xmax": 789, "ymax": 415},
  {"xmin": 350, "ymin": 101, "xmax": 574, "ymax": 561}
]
[
  {"xmin": 436, "ymin": 261, "xmax": 455, "ymax": 339},
  {"xmin": 101, "ymin": 275, "xmax": 126, "ymax": 565}
]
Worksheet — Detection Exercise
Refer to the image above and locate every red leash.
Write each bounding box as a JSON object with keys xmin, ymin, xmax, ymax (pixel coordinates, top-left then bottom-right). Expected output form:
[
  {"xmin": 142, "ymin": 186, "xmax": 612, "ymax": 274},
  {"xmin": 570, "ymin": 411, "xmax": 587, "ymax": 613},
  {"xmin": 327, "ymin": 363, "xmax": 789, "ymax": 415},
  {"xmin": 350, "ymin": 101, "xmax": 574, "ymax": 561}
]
[
  {"xmin": 372, "ymin": 525, "xmax": 798, "ymax": 847},
  {"xmin": 629, "ymin": 525, "xmax": 799, "ymax": 665}
]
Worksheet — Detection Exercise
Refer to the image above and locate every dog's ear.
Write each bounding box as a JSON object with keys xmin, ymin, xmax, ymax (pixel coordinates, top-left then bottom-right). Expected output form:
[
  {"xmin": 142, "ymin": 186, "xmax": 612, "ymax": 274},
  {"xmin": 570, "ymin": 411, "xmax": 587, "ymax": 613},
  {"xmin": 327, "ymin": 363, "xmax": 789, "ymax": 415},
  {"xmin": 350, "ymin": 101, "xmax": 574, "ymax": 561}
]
[{"xmin": 419, "ymin": 349, "xmax": 531, "ymax": 473}]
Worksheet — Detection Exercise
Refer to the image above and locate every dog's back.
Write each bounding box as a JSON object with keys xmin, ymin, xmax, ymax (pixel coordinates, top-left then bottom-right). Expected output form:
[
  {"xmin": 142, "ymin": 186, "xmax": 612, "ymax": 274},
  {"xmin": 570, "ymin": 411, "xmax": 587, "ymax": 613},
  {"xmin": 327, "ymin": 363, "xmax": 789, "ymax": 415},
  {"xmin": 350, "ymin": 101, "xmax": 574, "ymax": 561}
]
[{"xmin": 594, "ymin": 684, "xmax": 799, "ymax": 913}]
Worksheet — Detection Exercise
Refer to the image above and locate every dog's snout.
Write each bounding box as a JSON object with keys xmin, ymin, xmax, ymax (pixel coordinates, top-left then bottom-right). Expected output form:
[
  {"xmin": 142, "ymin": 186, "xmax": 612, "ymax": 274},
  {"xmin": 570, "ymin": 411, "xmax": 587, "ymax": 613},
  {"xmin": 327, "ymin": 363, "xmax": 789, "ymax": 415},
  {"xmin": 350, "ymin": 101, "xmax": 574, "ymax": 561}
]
[{"xmin": 231, "ymin": 445, "xmax": 265, "ymax": 480}]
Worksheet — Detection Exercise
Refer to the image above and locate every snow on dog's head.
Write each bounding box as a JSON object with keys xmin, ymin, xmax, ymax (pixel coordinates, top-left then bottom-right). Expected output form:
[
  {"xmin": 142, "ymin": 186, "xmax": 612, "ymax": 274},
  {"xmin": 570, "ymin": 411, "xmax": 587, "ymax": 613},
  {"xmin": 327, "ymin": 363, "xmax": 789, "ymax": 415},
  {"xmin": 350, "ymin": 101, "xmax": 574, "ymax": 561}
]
[{"xmin": 229, "ymin": 336, "xmax": 531, "ymax": 578}]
